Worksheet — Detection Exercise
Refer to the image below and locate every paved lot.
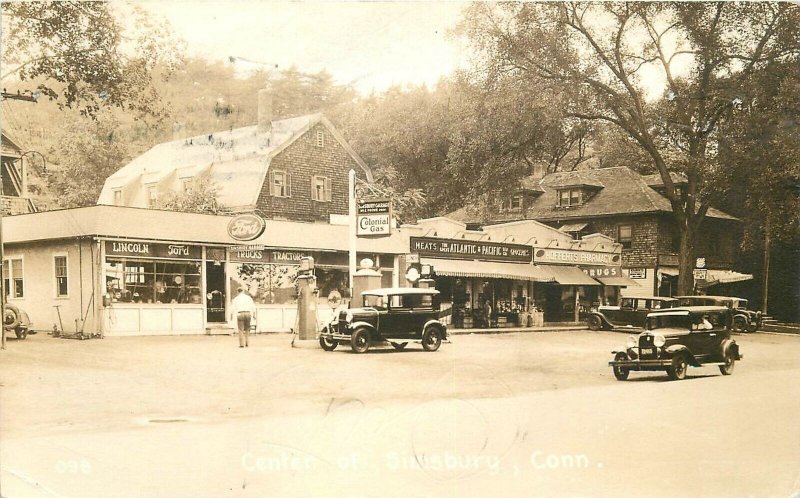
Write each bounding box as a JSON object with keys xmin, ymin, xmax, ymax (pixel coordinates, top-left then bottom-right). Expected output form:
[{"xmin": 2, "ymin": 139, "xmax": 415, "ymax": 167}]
[{"xmin": 1, "ymin": 331, "xmax": 799, "ymax": 497}]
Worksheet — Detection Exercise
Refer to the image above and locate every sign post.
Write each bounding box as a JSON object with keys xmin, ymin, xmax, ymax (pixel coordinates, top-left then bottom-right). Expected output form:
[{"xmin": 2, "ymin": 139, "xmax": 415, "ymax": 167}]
[{"xmin": 348, "ymin": 169, "xmax": 357, "ymax": 293}]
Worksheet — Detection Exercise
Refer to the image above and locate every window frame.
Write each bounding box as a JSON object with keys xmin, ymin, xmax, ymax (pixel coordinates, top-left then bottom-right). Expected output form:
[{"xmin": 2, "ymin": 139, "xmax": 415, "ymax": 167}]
[
  {"xmin": 315, "ymin": 130, "xmax": 325, "ymax": 148},
  {"xmin": 311, "ymin": 175, "xmax": 332, "ymax": 202},
  {"xmin": 145, "ymin": 183, "xmax": 158, "ymax": 207},
  {"xmin": 509, "ymin": 193, "xmax": 523, "ymax": 211},
  {"xmin": 54, "ymin": 254, "xmax": 69, "ymax": 298},
  {"xmin": 557, "ymin": 188, "xmax": 583, "ymax": 207},
  {"xmin": 112, "ymin": 189, "xmax": 123, "ymax": 206},
  {"xmin": 618, "ymin": 224, "xmax": 633, "ymax": 250},
  {"xmin": 2, "ymin": 256, "xmax": 24, "ymax": 300},
  {"xmin": 270, "ymin": 169, "xmax": 292, "ymax": 198}
]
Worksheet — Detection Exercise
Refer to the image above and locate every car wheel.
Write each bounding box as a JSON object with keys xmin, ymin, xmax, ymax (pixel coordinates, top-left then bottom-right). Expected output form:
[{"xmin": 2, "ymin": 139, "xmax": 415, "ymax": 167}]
[
  {"xmin": 587, "ymin": 315, "xmax": 602, "ymax": 331},
  {"xmin": 719, "ymin": 349, "xmax": 735, "ymax": 375},
  {"xmin": 732, "ymin": 316, "xmax": 747, "ymax": 333},
  {"xmin": 747, "ymin": 322, "xmax": 758, "ymax": 333},
  {"xmin": 319, "ymin": 335, "xmax": 337, "ymax": 351},
  {"xmin": 612, "ymin": 352, "xmax": 629, "ymax": 381},
  {"xmin": 421, "ymin": 326, "xmax": 442, "ymax": 352},
  {"xmin": 14, "ymin": 328, "xmax": 27, "ymax": 340},
  {"xmin": 350, "ymin": 328, "xmax": 370, "ymax": 354},
  {"xmin": 3, "ymin": 305, "xmax": 20, "ymax": 329},
  {"xmin": 390, "ymin": 342, "xmax": 408, "ymax": 350},
  {"xmin": 667, "ymin": 354, "xmax": 689, "ymax": 380}
]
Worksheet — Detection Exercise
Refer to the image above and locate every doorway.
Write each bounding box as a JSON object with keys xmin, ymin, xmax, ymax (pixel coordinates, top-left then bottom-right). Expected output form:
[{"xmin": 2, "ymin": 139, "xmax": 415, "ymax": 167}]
[{"xmin": 205, "ymin": 262, "xmax": 227, "ymax": 323}]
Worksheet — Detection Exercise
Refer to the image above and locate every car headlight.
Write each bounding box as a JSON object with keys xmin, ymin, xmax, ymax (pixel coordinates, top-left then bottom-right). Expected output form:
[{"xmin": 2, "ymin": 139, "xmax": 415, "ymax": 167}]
[
  {"xmin": 345, "ymin": 310, "xmax": 353, "ymax": 323},
  {"xmin": 626, "ymin": 335, "xmax": 637, "ymax": 348},
  {"xmin": 653, "ymin": 334, "xmax": 666, "ymax": 347}
]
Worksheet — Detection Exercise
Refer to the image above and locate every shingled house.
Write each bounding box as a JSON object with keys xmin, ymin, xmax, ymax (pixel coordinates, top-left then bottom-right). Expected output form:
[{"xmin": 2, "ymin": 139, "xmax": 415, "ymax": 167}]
[
  {"xmin": 1, "ymin": 131, "xmax": 36, "ymax": 215},
  {"xmin": 448, "ymin": 166, "xmax": 751, "ymax": 297},
  {"xmin": 98, "ymin": 91, "xmax": 372, "ymax": 223}
]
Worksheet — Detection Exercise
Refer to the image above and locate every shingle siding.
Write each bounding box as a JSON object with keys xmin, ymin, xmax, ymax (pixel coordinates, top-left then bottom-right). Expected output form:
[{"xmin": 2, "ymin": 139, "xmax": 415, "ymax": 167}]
[{"xmin": 256, "ymin": 123, "xmax": 366, "ymax": 222}]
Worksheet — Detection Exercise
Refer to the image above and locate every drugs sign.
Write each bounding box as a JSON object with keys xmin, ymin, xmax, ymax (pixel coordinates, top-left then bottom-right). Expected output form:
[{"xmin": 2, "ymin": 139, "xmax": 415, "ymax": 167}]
[{"xmin": 357, "ymin": 197, "xmax": 391, "ymax": 236}]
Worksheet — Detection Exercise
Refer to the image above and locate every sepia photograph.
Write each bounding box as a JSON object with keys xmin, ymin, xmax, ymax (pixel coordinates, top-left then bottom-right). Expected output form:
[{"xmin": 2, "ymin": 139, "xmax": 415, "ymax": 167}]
[{"xmin": 1, "ymin": 1, "xmax": 799, "ymax": 496}]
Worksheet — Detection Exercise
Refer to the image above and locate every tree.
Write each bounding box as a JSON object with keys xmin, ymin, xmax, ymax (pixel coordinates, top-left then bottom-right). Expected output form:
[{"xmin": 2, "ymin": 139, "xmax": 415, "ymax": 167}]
[
  {"xmin": 48, "ymin": 112, "xmax": 132, "ymax": 207},
  {"xmin": 157, "ymin": 176, "xmax": 229, "ymax": 215},
  {"xmin": 461, "ymin": 1, "xmax": 800, "ymax": 293},
  {"xmin": 1, "ymin": 1, "xmax": 182, "ymax": 119}
]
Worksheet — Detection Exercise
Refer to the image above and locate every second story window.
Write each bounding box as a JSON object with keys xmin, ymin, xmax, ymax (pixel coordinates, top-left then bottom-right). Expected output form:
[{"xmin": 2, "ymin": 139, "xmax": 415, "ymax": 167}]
[
  {"xmin": 113, "ymin": 189, "xmax": 123, "ymax": 206},
  {"xmin": 557, "ymin": 189, "xmax": 582, "ymax": 207},
  {"xmin": 315, "ymin": 130, "xmax": 325, "ymax": 147},
  {"xmin": 145, "ymin": 184, "xmax": 158, "ymax": 207},
  {"xmin": 618, "ymin": 224, "xmax": 633, "ymax": 250},
  {"xmin": 312, "ymin": 176, "xmax": 332, "ymax": 202},
  {"xmin": 270, "ymin": 169, "xmax": 292, "ymax": 197},
  {"xmin": 509, "ymin": 194, "xmax": 523, "ymax": 210}
]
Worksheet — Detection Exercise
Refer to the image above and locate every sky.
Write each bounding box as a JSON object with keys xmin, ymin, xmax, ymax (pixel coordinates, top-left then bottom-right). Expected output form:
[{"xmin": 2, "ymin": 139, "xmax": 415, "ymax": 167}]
[{"xmin": 140, "ymin": 1, "xmax": 472, "ymax": 94}]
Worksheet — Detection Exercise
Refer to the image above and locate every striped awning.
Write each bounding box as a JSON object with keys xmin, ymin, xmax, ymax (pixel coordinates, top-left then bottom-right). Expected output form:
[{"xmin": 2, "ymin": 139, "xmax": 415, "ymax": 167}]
[
  {"xmin": 699, "ymin": 270, "xmax": 754, "ymax": 287},
  {"xmin": 537, "ymin": 265, "xmax": 601, "ymax": 285},
  {"xmin": 559, "ymin": 222, "xmax": 589, "ymax": 233},
  {"xmin": 422, "ymin": 258, "xmax": 554, "ymax": 282}
]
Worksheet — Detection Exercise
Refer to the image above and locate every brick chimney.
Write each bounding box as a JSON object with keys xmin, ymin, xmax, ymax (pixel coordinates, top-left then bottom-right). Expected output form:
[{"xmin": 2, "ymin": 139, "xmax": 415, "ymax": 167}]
[{"xmin": 258, "ymin": 89, "xmax": 272, "ymax": 134}]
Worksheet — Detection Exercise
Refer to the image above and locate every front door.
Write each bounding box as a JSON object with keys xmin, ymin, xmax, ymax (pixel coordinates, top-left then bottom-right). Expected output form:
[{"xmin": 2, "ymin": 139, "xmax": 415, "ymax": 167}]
[{"xmin": 205, "ymin": 262, "xmax": 226, "ymax": 323}]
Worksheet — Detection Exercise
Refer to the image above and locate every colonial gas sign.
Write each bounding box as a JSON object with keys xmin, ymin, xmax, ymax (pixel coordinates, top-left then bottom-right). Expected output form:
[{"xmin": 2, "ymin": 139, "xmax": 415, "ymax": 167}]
[
  {"xmin": 534, "ymin": 248, "xmax": 620, "ymax": 266},
  {"xmin": 227, "ymin": 214, "xmax": 266, "ymax": 242},
  {"xmin": 357, "ymin": 197, "xmax": 391, "ymax": 236},
  {"xmin": 410, "ymin": 237, "xmax": 533, "ymax": 263}
]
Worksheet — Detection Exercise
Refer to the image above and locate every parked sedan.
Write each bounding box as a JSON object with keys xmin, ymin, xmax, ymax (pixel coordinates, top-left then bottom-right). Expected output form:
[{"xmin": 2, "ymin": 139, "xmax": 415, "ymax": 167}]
[
  {"xmin": 587, "ymin": 296, "xmax": 677, "ymax": 330},
  {"xmin": 318, "ymin": 288, "xmax": 448, "ymax": 354},
  {"xmin": 608, "ymin": 306, "xmax": 742, "ymax": 381},
  {"xmin": 675, "ymin": 295, "xmax": 761, "ymax": 332},
  {"xmin": 3, "ymin": 304, "xmax": 32, "ymax": 340}
]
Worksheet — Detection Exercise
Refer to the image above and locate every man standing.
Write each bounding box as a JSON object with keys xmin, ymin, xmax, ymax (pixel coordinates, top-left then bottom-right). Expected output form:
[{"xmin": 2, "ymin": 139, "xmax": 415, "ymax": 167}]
[{"xmin": 230, "ymin": 287, "xmax": 256, "ymax": 348}]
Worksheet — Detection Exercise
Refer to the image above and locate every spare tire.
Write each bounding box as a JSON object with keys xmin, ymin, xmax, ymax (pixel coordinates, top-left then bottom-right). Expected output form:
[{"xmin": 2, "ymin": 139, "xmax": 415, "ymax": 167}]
[{"xmin": 3, "ymin": 305, "xmax": 20, "ymax": 329}]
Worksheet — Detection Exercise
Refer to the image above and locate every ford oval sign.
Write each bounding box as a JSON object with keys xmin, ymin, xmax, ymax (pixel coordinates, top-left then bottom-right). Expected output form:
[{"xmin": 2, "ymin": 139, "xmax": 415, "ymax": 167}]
[{"xmin": 228, "ymin": 214, "xmax": 266, "ymax": 242}]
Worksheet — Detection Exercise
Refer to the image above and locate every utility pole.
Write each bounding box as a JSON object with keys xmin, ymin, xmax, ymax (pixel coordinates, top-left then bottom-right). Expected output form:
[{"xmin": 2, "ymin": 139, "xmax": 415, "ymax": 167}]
[{"xmin": 1, "ymin": 90, "xmax": 38, "ymax": 349}]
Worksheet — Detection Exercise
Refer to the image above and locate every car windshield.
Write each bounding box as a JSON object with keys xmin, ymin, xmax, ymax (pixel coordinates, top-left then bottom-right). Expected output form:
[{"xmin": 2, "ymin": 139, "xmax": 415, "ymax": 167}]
[
  {"xmin": 646, "ymin": 314, "xmax": 689, "ymax": 331},
  {"xmin": 362, "ymin": 295, "xmax": 387, "ymax": 310}
]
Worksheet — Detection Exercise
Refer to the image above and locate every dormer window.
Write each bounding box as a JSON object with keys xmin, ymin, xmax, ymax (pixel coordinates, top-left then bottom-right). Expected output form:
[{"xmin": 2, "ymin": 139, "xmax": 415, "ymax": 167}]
[
  {"xmin": 509, "ymin": 193, "xmax": 523, "ymax": 211},
  {"xmin": 557, "ymin": 188, "xmax": 582, "ymax": 207}
]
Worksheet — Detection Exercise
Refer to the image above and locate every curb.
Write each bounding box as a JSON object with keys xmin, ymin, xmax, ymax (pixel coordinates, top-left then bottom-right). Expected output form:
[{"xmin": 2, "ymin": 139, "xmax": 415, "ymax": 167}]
[{"xmin": 449, "ymin": 327, "xmax": 589, "ymax": 335}]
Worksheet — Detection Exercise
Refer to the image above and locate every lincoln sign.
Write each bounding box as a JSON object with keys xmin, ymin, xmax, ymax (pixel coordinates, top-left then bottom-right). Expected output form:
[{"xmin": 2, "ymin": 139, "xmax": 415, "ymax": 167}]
[
  {"xmin": 228, "ymin": 214, "xmax": 266, "ymax": 242},
  {"xmin": 410, "ymin": 237, "xmax": 533, "ymax": 263}
]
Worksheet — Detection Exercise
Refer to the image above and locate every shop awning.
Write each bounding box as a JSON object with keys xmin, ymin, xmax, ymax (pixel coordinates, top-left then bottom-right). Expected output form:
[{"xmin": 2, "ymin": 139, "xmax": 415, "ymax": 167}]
[
  {"xmin": 537, "ymin": 265, "xmax": 600, "ymax": 285},
  {"xmin": 699, "ymin": 270, "xmax": 754, "ymax": 287},
  {"xmin": 422, "ymin": 258, "xmax": 554, "ymax": 282},
  {"xmin": 659, "ymin": 268, "xmax": 679, "ymax": 276},
  {"xmin": 595, "ymin": 275, "xmax": 640, "ymax": 287},
  {"xmin": 559, "ymin": 222, "xmax": 588, "ymax": 233}
]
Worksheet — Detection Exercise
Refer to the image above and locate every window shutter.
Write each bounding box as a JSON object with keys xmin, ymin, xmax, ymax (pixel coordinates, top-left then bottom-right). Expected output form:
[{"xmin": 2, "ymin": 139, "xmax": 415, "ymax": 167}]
[
  {"xmin": 325, "ymin": 178, "xmax": 332, "ymax": 201},
  {"xmin": 286, "ymin": 173, "xmax": 292, "ymax": 197},
  {"xmin": 269, "ymin": 170, "xmax": 275, "ymax": 196}
]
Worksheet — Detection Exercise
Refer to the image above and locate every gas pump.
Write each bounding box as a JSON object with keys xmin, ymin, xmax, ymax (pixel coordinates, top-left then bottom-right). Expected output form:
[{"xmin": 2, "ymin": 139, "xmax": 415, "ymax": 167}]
[{"xmin": 292, "ymin": 256, "xmax": 318, "ymax": 346}]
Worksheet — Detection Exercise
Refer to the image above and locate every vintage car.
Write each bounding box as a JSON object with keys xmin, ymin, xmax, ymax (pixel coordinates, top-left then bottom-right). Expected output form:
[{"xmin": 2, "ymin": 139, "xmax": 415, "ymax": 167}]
[
  {"xmin": 318, "ymin": 288, "xmax": 448, "ymax": 354},
  {"xmin": 3, "ymin": 304, "xmax": 32, "ymax": 340},
  {"xmin": 675, "ymin": 295, "xmax": 761, "ymax": 332},
  {"xmin": 587, "ymin": 296, "xmax": 678, "ymax": 330},
  {"xmin": 608, "ymin": 306, "xmax": 742, "ymax": 381}
]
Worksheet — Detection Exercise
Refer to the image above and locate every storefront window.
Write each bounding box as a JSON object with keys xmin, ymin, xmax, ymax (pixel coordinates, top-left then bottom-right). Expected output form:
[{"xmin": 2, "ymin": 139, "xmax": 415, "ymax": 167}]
[
  {"xmin": 105, "ymin": 258, "xmax": 202, "ymax": 304},
  {"xmin": 230, "ymin": 263, "xmax": 300, "ymax": 304}
]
